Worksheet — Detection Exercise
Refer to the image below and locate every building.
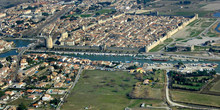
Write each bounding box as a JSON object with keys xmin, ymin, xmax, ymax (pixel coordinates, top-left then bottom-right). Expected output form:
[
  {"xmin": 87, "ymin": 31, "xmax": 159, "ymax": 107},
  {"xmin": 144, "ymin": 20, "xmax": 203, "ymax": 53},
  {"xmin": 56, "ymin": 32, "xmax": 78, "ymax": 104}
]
[
  {"xmin": 166, "ymin": 44, "xmax": 194, "ymax": 52},
  {"xmin": 46, "ymin": 36, "xmax": 53, "ymax": 49},
  {"xmin": 42, "ymin": 94, "xmax": 52, "ymax": 101},
  {"xmin": 0, "ymin": 13, "xmax": 6, "ymax": 18}
]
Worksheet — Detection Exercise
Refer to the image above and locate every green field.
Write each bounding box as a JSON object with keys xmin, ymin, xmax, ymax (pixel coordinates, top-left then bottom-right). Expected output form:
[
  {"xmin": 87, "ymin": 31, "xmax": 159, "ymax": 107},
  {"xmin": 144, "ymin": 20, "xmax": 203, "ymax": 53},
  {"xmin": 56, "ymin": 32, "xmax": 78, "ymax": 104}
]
[
  {"xmin": 189, "ymin": 30, "xmax": 202, "ymax": 38},
  {"xmin": 170, "ymin": 90, "xmax": 220, "ymax": 107},
  {"xmin": 61, "ymin": 70, "xmax": 166, "ymax": 110},
  {"xmin": 149, "ymin": 44, "xmax": 165, "ymax": 52},
  {"xmin": 187, "ymin": 19, "xmax": 201, "ymax": 27},
  {"xmin": 164, "ymin": 38, "xmax": 173, "ymax": 44},
  {"xmin": 62, "ymin": 70, "xmax": 153, "ymax": 110},
  {"xmin": 194, "ymin": 46, "xmax": 210, "ymax": 51},
  {"xmin": 96, "ymin": 9, "xmax": 115, "ymax": 15},
  {"xmin": 173, "ymin": 11, "xmax": 212, "ymax": 17},
  {"xmin": 210, "ymin": 79, "xmax": 220, "ymax": 92},
  {"xmin": 201, "ymin": 22, "xmax": 213, "ymax": 28}
]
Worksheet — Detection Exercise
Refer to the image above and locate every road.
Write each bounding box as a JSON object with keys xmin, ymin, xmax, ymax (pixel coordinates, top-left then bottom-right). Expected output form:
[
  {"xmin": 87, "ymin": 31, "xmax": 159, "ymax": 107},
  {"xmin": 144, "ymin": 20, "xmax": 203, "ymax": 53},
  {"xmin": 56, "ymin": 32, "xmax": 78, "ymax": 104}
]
[
  {"xmin": 22, "ymin": 5, "xmax": 74, "ymax": 37},
  {"xmin": 11, "ymin": 41, "xmax": 40, "ymax": 81},
  {"xmin": 56, "ymin": 65, "xmax": 84, "ymax": 110},
  {"xmin": 165, "ymin": 71, "xmax": 219, "ymax": 110},
  {"xmin": 27, "ymin": 49, "xmax": 220, "ymax": 60}
]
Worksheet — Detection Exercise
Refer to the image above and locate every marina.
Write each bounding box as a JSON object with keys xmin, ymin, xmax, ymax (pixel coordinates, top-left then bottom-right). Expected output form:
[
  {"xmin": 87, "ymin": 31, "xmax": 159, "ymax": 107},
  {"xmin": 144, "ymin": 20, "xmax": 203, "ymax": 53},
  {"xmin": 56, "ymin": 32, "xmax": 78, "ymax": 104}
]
[{"xmin": 0, "ymin": 39, "xmax": 220, "ymax": 73}]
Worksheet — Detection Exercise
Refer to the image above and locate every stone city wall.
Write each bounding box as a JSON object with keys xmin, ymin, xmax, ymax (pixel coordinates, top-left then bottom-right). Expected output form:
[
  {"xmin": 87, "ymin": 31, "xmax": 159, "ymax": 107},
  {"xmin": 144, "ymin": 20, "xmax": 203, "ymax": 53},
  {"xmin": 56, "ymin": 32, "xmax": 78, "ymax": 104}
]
[{"xmin": 145, "ymin": 14, "xmax": 198, "ymax": 52}]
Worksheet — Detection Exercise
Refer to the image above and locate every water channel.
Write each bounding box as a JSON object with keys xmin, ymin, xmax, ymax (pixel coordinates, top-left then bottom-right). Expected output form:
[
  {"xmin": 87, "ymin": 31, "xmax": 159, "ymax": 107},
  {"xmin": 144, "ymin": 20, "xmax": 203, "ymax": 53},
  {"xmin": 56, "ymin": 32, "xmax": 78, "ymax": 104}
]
[{"xmin": 1, "ymin": 39, "xmax": 220, "ymax": 72}]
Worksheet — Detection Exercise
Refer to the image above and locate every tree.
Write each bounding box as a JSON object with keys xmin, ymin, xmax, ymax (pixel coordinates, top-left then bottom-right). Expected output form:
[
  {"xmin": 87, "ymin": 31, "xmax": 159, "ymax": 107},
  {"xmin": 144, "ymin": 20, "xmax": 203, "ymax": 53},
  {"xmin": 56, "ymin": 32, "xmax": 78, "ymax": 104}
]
[
  {"xmin": 16, "ymin": 20, "xmax": 24, "ymax": 25},
  {"xmin": 75, "ymin": 8, "xmax": 82, "ymax": 14},
  {"xmin": 17, "ymin": 103, "xmax": 27, "ymax": 110},
  {"xmin": 0, "ymin": 63, "xmax": 3, "ymax": 69},
  {"xmin": 42, "ymin": 12, "xmax": 49, "ymax": 16},
  {"xmin": 50, "ymin": 98, "xmax": 59, "ymax": 105},
  {"xmin": 6, "ymin": 56, "xmax": 12, "ymax": 62},
  {"xmin": 0, "ymin": 91, "xmax": 5, "ymax": 97}
]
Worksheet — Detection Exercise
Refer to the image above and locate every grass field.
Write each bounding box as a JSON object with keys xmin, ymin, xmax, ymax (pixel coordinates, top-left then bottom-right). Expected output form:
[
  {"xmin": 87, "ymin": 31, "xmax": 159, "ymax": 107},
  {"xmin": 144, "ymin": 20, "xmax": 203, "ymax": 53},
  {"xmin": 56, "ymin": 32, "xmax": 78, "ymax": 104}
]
[
  {"xmin": 187, "ymin": 19, "xmax": 201, "ymax": 27},
  {"xmin": 96, "ymin": 9, "xmax": 115, "ymax": 15},
  {"xmin": 194, "ymin": 46, "xmax": 210, "ymax": 51},
  {"xmin": 8, "ymin": 98, "xmax": 33, "ymax": 108},
  {"xmin": 164, "ymin": 38, "xmax": 173, "ymax": 44},
  {"xmin": 201, "ymin": 22, "xmax": 214, "ymax": 28},
  {"xmin": 170, "ymin": 90, "xmax": 220, "ymax": 107},
  {"xmin": 210, "ymin": 79, "xmax": 220, "ymax": 92},
  {"xmin": 61, "ymin": 70, "xmax": 145, "ymax": 110},
  {"xmin": 61, "ymin": 70, "xmax": 167, "ymax": 110},
  {"xmin": 173, "ymin": 11, "xmax": 212, "ymax": 17},
  {"xmin": 149, "ymin": 44, "xmax": 165, "ymax": 52},
  {"xmin": 189, "ymin": 30, "xmax": 203, "ymax": 38}
]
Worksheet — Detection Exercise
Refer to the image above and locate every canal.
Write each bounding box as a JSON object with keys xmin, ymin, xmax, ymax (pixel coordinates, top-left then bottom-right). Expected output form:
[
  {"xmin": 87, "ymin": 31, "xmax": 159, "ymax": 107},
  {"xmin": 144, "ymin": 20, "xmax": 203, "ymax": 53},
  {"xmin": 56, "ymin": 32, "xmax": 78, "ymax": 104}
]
[
  {"xmin": 1, "ymin": 40, "xmax": 220, "ymax": 72},
  {"xmin": 215, "ymin": 23, "xmax": 220, "ymax": 33},
  {"xmin": 213, "ymin": 12, "xmax": 220, "ymax": 18},
  {"xmin": 0, "ymin": 40, "xmax": 33, "ymax": 57}
]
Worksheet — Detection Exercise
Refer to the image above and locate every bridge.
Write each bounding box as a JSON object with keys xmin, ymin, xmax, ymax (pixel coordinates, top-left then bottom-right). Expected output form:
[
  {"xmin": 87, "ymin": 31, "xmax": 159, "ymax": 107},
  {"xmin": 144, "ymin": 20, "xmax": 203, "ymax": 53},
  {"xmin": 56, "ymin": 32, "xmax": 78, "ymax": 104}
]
[{"xmin": 11, "ymin": 40, "xmax": 41, "ymax": 82}]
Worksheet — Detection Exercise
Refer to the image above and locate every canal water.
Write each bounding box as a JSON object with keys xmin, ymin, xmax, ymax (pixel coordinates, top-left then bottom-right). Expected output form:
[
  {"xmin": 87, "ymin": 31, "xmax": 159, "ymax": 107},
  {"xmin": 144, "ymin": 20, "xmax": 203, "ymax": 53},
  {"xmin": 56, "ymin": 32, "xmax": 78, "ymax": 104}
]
[
  {"xmin": 215, "ymin": 23, "xmax": 220, "ymax": 33},
  {"xmin": 58, "ymin": 53, "xmax": 220, "ymax": 72},
  {"xmin": 0, "ymin": 40, "xmax": 32, "ymax": 57},
  {"xmin": 213, "ymin": 12, "xmax": 220, "ymax": 17},
  {"xmin": 1, "ymin": 40, "xmax": 220, "ymax": 72},
  {"xmin": 213, "ymin": 12, "xmax": 220, "ymax": 33}
]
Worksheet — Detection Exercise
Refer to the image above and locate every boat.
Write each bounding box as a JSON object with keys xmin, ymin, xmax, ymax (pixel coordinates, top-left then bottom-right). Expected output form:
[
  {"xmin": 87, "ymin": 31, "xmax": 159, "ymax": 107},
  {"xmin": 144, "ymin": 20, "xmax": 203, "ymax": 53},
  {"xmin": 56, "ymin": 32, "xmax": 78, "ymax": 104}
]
[{"xmin": 150, "ymin": 59, "xmax": 168, "ymax": 61}]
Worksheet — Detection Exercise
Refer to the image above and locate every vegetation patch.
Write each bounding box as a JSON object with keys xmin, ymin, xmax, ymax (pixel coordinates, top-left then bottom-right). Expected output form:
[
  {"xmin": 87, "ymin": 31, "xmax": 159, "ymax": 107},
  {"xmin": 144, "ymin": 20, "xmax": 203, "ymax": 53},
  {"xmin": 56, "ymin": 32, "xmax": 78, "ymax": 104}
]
[
  {"xmin": 61, "ymin": 70, "xmax": 139, "ymax": 110},
  {"xmin": 201, "ymin": 22, "xmax": 214, "ymax": 28},
  {"xmin": 170, "ymin": 90, "xmax": 220, "ymax": 107},
  {"xmin": 210, "ymin": 79, "xmax": 220, "ymax": 92},
  {"xmin": 149, "ymin": 44, "xmax": 165, "ymax": 52},
  {"xmin": 96, "ymin": 9, "xmax": 116, "ymax": 15},
  {"xmin": 175, "ymin": 38, "xmax": 185, "ymax": 41},
  {"xmin": 169, "ymin": 70, "xmax": 216, "ymax": 91}
]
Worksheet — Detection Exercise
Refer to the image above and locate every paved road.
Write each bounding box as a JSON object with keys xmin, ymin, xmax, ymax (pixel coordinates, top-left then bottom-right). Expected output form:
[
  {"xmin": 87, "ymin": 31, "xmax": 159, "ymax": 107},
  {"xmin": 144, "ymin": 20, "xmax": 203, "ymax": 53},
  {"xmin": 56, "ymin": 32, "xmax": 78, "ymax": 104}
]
[
  {"xmin": 27, "ymin": 49, "xmax": 220, "ymax": 60},
  {"xmin": 56, "ymin": 65, "xmax": 84, "ymax": 110},
  {"xmin": 165, "ymin": 71, "xmax": 219, "ymax": 110},
  {"xmin": 11, "ymin": 41, "xmax": 39, "ymax": 82},
  {"xmin": 22, "ymin": 6, "xmax": 74, "ymax": 37}
]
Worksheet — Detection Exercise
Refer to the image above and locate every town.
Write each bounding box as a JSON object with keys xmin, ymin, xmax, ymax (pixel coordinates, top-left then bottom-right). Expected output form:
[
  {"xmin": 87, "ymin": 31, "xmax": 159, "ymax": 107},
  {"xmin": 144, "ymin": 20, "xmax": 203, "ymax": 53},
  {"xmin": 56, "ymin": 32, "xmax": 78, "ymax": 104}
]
[
  {"xmin": 0, "ymin": 0, "xmax": 220, "ymax": 110},
  {"xmin": 0, "ymin": 53, "xmax": 218, "ymax": 109}
]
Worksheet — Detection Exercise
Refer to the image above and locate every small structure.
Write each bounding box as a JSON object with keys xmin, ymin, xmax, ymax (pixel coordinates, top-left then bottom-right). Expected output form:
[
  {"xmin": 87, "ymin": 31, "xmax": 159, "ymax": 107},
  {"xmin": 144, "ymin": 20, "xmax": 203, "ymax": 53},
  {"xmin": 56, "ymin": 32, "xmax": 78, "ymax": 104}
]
[
  {"xmin": 140, "ymin": 103, "xmax": 145, "ymax": 108},
  {"xmin": 46, "ymin": 36, "xmax": 53, "ymax": 49},
  {"xmin": 42, "ymin": 94, "xmax": 52, "ymax": 101},
  {"xmin": 166, "ymin": 43, "xmax": 194, "ymax": 52},
  {"xmin": 143, "ymin": 79, "xmax": 150, "ymax": 85}
]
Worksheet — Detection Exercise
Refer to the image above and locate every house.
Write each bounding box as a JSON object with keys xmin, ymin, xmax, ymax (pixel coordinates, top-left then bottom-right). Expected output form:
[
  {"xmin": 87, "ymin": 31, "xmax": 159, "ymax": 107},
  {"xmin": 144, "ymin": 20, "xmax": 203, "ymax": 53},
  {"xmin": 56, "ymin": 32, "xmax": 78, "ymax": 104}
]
[
  {"xmin": 27, "ymin": 89, "xmax": 35, "ymax": 94},
  {"xmin": 32, "ymin": 103, "xmax": 39, "ymax": 108},
  {"xmin": 6, "ymin": 106, "xmax": 16, "ymax": 110},
  {"xmin": 143, "ymin": 79, "xmax": 150, "ymax": 85},
  {"xmin": 28, "ymin": 95, "xmax": 37, "ymax": 100},
  {"xmin": 0, "ymin": 95, "xmax": 9, "ymax": 101},
  {"xmin": 54, "ymin": 82, "xmax": 63, "ymax": 88},
  {"xmin": 140, "ymin": 103, "xmax": 145, "ymax": 108},
  {"xmin": 5, "ymin": 91, "xmax": 15, "ymax": 96},
  {"xmin": 42, "ymin": 94, "xmax": 52, "ymax": 101},
  {"xmin": 13, "ymin": 82, "xmax": 26, "ymax": 88},
  {"xmin": 35, "ymin": 89, "xmax": 43, "ymax": 94},
  {"xmin": 36, "ymin": 82, "xmax": 47, "ymax": 88},
  {"xmin": 46, "ymin": 89, "xmax": 66, "ymax": 95}
]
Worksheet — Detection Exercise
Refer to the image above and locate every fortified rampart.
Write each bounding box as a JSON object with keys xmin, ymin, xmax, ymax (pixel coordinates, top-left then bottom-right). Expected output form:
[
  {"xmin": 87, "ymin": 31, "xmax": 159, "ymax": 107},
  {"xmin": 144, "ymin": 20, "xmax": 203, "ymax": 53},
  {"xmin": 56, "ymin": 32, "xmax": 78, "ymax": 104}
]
[
  {"xmin": 53, "ymin": 14, "xmax": 198, "ymax": 53},
  {"xmin": 82, "ymin": 13, "xmax": 126, "ymax": 31},
  {"xmin": 145, "ymin": 14, "xmax": 198, "ymax": 52}
]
